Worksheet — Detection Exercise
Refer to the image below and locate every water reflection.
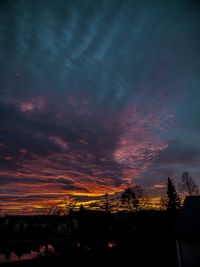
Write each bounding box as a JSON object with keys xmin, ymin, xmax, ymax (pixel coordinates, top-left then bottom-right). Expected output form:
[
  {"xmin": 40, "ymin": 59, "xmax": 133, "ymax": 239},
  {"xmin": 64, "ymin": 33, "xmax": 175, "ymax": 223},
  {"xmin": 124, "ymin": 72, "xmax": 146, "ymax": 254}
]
[
  {"xmin": 0, "ymin": 240, "xmax": 116, "ymax": 264},
  {"xmin": 0, "ymin": 244, "xmax": 56, "ymax": 264}
]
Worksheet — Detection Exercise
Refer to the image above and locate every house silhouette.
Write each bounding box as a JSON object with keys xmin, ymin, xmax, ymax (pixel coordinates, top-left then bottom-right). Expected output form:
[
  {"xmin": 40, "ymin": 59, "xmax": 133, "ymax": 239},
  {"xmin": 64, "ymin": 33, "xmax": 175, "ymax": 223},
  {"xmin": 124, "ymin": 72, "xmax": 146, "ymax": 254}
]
[{"xmin": 174, "ymin": 196, "xmax": 200, "ymax": 267}]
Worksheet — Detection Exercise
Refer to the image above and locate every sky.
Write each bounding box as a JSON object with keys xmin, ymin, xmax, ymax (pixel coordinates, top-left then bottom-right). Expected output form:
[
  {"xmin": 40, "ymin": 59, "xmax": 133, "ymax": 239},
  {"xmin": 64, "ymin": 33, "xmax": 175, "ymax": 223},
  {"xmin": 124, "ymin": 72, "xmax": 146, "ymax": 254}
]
[{"xmin": 0, "ymin": 0, "xmax": 200, "ymax": 214}]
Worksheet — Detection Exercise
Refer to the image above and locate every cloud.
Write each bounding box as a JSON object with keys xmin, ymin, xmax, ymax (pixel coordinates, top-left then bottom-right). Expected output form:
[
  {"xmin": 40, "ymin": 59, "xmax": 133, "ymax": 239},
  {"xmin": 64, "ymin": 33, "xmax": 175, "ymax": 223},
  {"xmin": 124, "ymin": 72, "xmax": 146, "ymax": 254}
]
[
  {"xmin": 0, "ymin": 0, "xmax": 200, "ymax": 213},
  {"xmin": 134, "ymin": 140, "xmax": 200, "ymax": 196},
  {"xmin": 154, "ymin": 139, "xmax": 200, "ymax": 165},
  {"xmin": 0, "ymin": 89, "xmax": 175, "ymax": 209}
]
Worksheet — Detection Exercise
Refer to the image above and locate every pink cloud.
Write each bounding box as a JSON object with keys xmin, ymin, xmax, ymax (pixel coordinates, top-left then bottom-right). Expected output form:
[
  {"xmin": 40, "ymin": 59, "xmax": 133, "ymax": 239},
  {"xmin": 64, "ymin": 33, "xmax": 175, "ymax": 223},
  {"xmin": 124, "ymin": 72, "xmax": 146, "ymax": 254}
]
[
  {"xmin": 153, "ymin": 184, "xmax": 167, "ymax": 189},
  {"xmin": 49, "ymin": 136, "xmax": 69, "ymax": 150},
  {"xmin": 0, "ymin": 90, "xmax": 178, "ymax": 214},
  {"xmin": 113, "ymin": 101, "xmax": 172, "ymax": 182},
  {"xmin": 18, "ymin": 96, "xmax": 47, "ymax": 113}
]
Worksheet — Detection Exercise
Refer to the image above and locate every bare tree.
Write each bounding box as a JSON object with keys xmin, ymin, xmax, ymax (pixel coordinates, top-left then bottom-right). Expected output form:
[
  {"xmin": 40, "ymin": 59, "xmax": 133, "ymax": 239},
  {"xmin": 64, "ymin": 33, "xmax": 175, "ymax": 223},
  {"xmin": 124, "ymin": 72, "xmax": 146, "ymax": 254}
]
[
  {"xmin": 179, "ymin": 171, "xmax": 199, "ymax": 196},
  {"xmin": 89, "ymin": 201, "xmax": 102, "ymax": 213},
  {"xmin": 159, "ymin": 192, "xmax": 167, "ymax": 210},
  {"xmin": 139, "ymin": 195, "xmax": 152, "ymax": 210},
  {"xmin": 58, "ymin": 198, "xmax": 77, "ymax": 215},
  {"xmin": 88, "ymin": 193, "xmax": 115, "ymax": 212},
  {"xmin": 104, "ymin": 192, "xmax": 109, "ymax": 212},
  {"xmin": 43, "ymin": 201, "xmax": 63, "ymax": 215},
  {"xmin": 43, "ymin": 198, "xmax": 76, "ymax": 215},
  {"xmin": 121, "ymin": 185, "xmax": 145, "ymax": 212}
]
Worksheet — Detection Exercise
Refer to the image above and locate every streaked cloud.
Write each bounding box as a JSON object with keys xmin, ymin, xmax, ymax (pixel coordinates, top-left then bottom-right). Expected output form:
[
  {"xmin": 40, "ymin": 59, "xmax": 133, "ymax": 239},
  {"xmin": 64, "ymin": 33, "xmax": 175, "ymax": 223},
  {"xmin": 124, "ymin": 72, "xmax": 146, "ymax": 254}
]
[{"xmin": 0, "ymin": 0, "xmax": 200, "ymax": 213}]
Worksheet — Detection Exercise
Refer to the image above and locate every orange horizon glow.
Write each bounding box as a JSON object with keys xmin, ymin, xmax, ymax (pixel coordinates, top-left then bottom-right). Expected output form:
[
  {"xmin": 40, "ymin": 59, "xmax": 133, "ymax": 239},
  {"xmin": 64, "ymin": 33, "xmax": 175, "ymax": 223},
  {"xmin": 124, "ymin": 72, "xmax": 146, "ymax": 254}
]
[
  {"xmin": 1, "ymin": 0, "xmax": 200, "ymax": 218},
  {"xmin": 0, "ymin": 196, "xmax": 164, "ymax": 216},
  {"xmin": 0, "ymin": 92, "xmax": 174, "ymax": 215}
]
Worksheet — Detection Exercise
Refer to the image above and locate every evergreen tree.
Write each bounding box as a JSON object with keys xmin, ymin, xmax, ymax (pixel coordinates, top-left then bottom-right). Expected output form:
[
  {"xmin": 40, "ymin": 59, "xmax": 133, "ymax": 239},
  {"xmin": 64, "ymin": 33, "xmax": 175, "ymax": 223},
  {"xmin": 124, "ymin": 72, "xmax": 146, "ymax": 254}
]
[{"xmin": 166, "ymin": 177, "xmax": 182, "ymax": 210}]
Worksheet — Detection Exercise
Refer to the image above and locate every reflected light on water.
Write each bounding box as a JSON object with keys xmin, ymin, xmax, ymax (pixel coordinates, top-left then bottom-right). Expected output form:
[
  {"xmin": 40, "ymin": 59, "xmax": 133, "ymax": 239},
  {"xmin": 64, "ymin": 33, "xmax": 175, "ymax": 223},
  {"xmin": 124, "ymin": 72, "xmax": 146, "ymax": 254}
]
[{"xmin": 0, "ymin": 244, "xmax": 55, "ymax": 264}]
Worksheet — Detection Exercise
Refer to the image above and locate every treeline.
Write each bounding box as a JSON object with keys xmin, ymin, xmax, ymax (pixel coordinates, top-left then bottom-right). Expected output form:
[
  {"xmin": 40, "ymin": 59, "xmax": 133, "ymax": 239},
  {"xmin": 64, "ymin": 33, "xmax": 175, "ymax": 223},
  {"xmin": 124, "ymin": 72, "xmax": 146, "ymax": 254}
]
[{"xmin": 43, "ymin": 171, "xmax": 199, "ymax": 215}]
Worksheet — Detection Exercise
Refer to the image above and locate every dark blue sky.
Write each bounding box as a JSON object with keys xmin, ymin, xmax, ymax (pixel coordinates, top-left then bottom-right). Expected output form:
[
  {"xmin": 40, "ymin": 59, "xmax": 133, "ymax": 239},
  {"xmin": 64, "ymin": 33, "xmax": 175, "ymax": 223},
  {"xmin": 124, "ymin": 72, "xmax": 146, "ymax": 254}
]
[{"xmin": 0, "ymin": 0, "xmax": 200, "ymax": 213}]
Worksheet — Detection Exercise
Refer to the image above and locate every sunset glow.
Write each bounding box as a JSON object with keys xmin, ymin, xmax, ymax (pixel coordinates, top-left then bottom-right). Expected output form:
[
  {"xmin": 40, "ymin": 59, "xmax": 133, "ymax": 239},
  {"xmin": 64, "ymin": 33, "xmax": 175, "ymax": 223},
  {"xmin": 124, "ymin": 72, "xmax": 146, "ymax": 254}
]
[{"xmin": 1, "ymin": 0, "xmax": 200, "ymax": 214}]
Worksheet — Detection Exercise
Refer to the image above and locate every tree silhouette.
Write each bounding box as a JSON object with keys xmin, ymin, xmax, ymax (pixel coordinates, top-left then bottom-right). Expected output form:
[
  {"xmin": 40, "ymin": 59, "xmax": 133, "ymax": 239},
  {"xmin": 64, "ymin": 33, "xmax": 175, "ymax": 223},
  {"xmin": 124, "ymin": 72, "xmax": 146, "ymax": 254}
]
[
  {"xmin": 79, "ymin": 204, "xmax": 85, "ymax": 212},
  {"xmin": 159, "ymin": 192, "xmax": 167, "ymax": 210},
  {"xmin": 88, "ymin": 193, "xmax": 116, "ymax": 212},
  {"xmin": 104, "ymin": 192, "xmax": 109, "ymax": 212},
  {"xmin": 43, "ymin": 198, "xmax": 76, "ymax": 215},
  {"xmin": 43, "ymin": 201, "xmax": 63, "ymax": 215},
  {"xmin": 166, "ymin": 177, "xmax": 181, "ymax": 210},
  {"xmin": 179, "ymin": 171, "xmax": 199, "ymax": 196},
  {"xmin": 59, "ymin": 198, "xmax": 76, "ymax": 215},
  {"xmin": 121, "ymin": 185, "xmax": 144, "ymax": 211}
]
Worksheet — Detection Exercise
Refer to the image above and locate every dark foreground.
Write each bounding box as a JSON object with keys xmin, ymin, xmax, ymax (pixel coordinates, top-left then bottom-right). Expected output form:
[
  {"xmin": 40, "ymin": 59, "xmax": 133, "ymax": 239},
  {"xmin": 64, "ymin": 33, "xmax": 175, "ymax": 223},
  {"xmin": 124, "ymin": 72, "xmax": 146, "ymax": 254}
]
[{"xmin": 0, "ymin": 210, "xmax": 179, "ymax": 267}]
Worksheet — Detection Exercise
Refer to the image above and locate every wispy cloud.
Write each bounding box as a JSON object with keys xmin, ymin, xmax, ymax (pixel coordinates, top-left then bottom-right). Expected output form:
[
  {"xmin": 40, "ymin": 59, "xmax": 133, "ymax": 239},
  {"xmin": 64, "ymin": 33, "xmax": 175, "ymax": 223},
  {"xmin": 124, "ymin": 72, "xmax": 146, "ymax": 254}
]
[{"xmin": 0, "ymin": 0, "xmax": 200, "ymax": 213}]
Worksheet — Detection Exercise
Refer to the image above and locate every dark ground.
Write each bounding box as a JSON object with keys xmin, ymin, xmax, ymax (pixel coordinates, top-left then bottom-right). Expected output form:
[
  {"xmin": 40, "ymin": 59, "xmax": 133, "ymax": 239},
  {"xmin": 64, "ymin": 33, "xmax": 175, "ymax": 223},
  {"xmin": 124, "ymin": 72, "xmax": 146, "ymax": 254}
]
[{"xmin": 0, "ymin": 210, "xmax": 179, "ymax": 267}]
